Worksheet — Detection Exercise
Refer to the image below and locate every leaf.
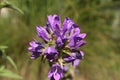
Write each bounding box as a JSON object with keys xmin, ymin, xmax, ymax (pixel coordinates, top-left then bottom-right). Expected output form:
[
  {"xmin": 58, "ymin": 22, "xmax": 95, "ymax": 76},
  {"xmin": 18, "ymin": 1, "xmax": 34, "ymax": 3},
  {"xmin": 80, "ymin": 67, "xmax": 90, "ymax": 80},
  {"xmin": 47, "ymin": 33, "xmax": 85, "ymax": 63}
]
[
  {"xmin": 0, "ymin": 46, "xmax": 17, "ymax": 70},
  {"xmin": 6, "ymin": 56, "xmax": 17, "ymax": 70},
  {"xmin": 0, "ymin": 0, "xmax": 24, "ymax": 14},
  {"xmin": 0, "ymin": 46, "xmax": 8, "ymax": 50},
  {"xmin": 0, "ymin": 46, "xmax": 7, "ymax": 58},
  {"xmin": 62, "ymin": 50, "xmax": 71, "ymax": 55},
  {"xmin": 0, "ymin": 66, "xmax": 5, "ymax": 71},
  {"xmin": 0, "ymin": 68, "xmax": 22, "ymax": 79}
]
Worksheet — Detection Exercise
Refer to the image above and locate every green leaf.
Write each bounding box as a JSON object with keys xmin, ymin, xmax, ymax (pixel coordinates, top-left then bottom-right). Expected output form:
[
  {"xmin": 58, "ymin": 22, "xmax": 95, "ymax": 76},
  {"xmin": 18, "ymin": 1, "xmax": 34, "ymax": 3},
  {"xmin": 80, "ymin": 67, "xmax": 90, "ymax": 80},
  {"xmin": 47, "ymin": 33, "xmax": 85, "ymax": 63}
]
[
  {"xmin": 0, "ymin": 0, "xmax": 24, "ymax": 14},
  {"xmin": 10, "ymin": 4, "xmax": 24, "ymax": 15},
  {"xmin": 62, "ymin": 50, "xmax": 71, "ymax": 55},
  {"xmin": 0, "ymin": 68, "xmax": 22, "ymax": 79},
  {"xmin": 0, "ymin": 66, "xmax": 5, "ymax": 71},
  {"xmin": 6, "ymin": 56, "xmax": 17, "ymax": 70},
  {"xmin": 0, "ymin": 46, "xmax": 17, "ymax": 70},
  {"xmin": 0, "ymin": 46, "xmax": 7, "ymax": 58},
  {"xmin": 0, "ymin": 46, "xmax": 8, "ymax": 50}
]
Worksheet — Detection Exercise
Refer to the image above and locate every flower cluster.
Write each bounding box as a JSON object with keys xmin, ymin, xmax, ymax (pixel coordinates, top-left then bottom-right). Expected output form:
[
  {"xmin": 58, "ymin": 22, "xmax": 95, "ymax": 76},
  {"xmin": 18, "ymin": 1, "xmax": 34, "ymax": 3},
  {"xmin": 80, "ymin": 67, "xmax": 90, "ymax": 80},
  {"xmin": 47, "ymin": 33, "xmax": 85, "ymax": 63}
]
[{"xmin": 28, "ymin": 14, "xmax": 86, "ymax": 80}]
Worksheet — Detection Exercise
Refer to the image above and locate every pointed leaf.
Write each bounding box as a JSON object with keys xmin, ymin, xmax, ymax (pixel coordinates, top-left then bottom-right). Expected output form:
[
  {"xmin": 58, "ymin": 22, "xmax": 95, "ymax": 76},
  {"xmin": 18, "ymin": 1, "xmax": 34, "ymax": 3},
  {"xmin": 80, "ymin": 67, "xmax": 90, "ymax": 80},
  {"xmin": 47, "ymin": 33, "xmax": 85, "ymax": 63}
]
[
  {"xmin": 0, "ymin": 68, "xmax": 22, "ymax": 79},
  {"xmin": 6, "ymin": 56, "xmax": 17, "ymax": 70}
]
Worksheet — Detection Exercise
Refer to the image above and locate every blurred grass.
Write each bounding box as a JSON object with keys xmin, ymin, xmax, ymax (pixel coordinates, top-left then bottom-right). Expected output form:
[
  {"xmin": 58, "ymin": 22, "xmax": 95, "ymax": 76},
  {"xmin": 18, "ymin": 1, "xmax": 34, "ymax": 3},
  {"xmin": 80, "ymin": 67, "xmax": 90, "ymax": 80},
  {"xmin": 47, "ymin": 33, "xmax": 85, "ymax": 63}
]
[{"xmin": 0, "ymin": 0, "xmax": 120, "ymax": 80}]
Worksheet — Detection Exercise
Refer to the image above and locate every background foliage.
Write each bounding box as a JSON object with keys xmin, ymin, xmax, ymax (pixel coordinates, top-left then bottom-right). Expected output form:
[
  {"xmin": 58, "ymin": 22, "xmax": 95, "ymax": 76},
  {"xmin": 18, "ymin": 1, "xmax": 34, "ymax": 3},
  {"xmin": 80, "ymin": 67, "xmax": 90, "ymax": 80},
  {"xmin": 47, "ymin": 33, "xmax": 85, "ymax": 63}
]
[{"xmin": 0, "ymin": 0, "xmax": 120, "ymax": 80}]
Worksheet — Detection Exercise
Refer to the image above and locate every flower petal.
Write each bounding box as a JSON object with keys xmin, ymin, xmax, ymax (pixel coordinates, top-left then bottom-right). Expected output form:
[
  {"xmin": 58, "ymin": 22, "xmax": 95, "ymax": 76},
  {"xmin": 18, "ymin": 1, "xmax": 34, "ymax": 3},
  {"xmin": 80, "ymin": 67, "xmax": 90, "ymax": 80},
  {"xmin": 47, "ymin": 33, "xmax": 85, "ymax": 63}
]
[
  {"xmin": 48, "ymin": 67, "xmax": 56, "ymax": 78},
  {"xmin": 36, "ymin": 26, "xmax": 50, "ymax": 41},
  {"xmin": 30, "ymin": 52, "xmax": 41, "ymax": 59},
  {"xmin": 28, "ymin": 41, "xmax": 43, "ymax": 52},
  {"xmin": 54, "ymin": 73, "xmax": 60, "ymax": 80},
  {"xmin": 47, "ymin": 15, "xmax": 60, "ymax": 27},
  {"xmin": 44, "ymin": 46, "xmax": 58, "ymax": 55},
  {"xmin": 56, "ymin": 37, "xmax": 63, "ymax": 47},
  {"xmin": 73, "ymin": 59, "xmax": 80, "ymax": 67},
  {"xmin": 78, "ymin": 33, "xmax": 86, "ymax": 39},
  {"xmin": 47, "ymin": 14, "xmax": 61, "ymax": 36},
  {"xmin": 44, "ymin": 46, "xmax": 58, "ymax": 61}
]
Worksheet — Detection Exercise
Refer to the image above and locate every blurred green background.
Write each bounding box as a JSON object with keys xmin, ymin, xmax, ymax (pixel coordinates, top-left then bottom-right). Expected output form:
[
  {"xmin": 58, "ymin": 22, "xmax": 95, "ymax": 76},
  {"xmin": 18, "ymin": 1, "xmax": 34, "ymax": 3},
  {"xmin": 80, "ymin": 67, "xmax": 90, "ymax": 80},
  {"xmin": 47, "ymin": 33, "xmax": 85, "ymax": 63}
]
[{"xmin": 0, "ymin": 0, "xmax": 120, "ymax": 80}]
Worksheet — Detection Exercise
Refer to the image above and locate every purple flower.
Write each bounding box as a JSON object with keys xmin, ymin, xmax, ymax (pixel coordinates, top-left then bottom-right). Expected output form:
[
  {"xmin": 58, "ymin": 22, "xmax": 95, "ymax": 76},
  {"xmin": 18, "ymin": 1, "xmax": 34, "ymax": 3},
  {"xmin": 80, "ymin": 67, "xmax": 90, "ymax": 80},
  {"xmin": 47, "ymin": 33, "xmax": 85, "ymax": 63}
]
[
  {"xmin": 28, "ymin": 14, "xmax": 87, "ymax": 80},
  {"xmin": 30, "ymin": 52, "xmax": 41, "ymax": 59},
  {"xmin": 62, "ymin": 18, "xmax": 81, "ymax": 42},
  {"xmin": 47, "ymin": 14, "xmax": 61, "ymax": 30},
  {"xmin": 45, "ymin": 23, "xmax": 53, "ymax": 34},
  {"xmin": 47, "ymin": 14, "xmax": 61, "ymax": 36},
  {"xmin": 68, "ymin": 33, "xmax": 86, "ymax": 49},
  {"xmin": 63, "ymin": 65, "xmax": 68, "ymax": 72},
  {"xmin": 44, "ymin": 46, "xmax": 58, "ymax": 62},
  {"xmin": 28, "ymin": 41, "xmax": 44, "ymax": 59},
  {"xmin": 63, "ymin": 51, "xmax": 84, "ymax": 67},
  {"xmin": 62, "ymin": 18, "xmax": 74, "ymax": 35},
  {"xmin": 48, "ymin": 64, "xmax": 64, "ymax": 80},
  {"xmin": 56, "ymin": 37, "xmax": 64, "ymax": 47},
  {"xmin": 36, "ymin": 26, "xmax": 50, "ymax": 41}
]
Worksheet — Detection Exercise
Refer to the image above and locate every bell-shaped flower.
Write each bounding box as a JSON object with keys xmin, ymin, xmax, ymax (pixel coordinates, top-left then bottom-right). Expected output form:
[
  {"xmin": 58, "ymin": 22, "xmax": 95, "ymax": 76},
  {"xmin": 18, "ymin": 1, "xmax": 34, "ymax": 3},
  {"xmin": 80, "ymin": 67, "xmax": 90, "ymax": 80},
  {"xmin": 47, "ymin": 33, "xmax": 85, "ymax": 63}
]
[
  {"xmin": 56, "ymin": 37, "xmax": 64, "ymax": 47},
  {"xmin": 28, "ymin": 41, "xmax": 44, "ymax": 59},
  {"xmin": 30, "ymin": 52, "xmax": 41, "ymax": 59},
  {"xmin": 68, "ymin": 33, "xmax": 86, "ymax": 49},
  {"xmin": 62, "ymin": 18, "xmax": 80, "ymax": 41},
  {"xmin": 63, "ymin": 51, "xmax": 84, "ymax": 67},
  {"xmin": 48, "ymin": 64, "xmax": 64, "ymax": 80},
  {"xmin": 62, "ymin": 18, "xmax": 74, "ymax": 35},
  {"xmin": 47, "ymin": 14, "xmax": 61, "ymax": 36},
  {"xmin": 44, "ymin": 46, "xmax": 58, "ymax": 62},
  {"xmin": 36, "ymin": 26, "xmax": 50, "ymax": 41}
]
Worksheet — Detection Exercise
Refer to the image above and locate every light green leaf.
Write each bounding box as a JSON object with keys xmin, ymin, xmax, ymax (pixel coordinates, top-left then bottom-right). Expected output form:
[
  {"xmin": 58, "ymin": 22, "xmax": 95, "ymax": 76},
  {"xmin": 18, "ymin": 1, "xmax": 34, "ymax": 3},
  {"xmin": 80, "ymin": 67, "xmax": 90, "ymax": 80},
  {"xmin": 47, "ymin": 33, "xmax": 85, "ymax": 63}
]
[
  {"xmin": 63, "ymin": 50, "xmax": 71, "ymax": 55},
  {"xmin": 0, "ymin": 0, "xmax": 24, "ymax": 14},
  {"xmin": 0, "ymin": 68, "xmax": 22, "ymax": 79},
  {"xmin": 0, "ymin": 46, "xmax": 8, "ymax": 50},
  {"xmin": 0, "ymin": 66, "xmax": 5, "ymax": 71},
  {"xmin": 6, "ymin": 56, "xmax": 17, "ymax": 70}
]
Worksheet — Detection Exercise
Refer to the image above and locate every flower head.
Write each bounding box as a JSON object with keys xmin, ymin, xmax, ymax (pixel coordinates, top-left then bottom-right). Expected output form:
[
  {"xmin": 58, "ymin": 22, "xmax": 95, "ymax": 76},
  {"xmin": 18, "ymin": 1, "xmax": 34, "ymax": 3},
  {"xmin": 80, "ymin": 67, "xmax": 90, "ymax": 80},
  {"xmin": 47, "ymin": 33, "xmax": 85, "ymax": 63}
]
[{"xmin": 28, "ymin": 14, "xmax": 86, "ymax": 80}]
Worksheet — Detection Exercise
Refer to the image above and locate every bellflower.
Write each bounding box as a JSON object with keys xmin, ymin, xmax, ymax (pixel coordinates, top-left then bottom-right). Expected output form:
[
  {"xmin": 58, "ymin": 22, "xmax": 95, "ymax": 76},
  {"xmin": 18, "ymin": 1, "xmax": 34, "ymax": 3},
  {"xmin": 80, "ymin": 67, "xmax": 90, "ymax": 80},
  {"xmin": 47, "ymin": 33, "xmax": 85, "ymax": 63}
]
[
  {"xmin": 62, "ymin": 17, "xmax": 74, "ymax": 35},
  {"xmin": 28, "ymin": 41, "xmax": 44, "ymax": 59},
  {"xmin": 68, "ymin": 33, "xmax": 86, "ymax": 49},
  {"xmin": 63, "ymin": 51, "xmax": 84, "ymax": 67},
  {"xmin": 56, "ymin": 37, "xmax": 64, "ymax": 47},
  {"xmin": 44, "ymin": 46, "xmax": 58, "ymax": 62},
  {"xmin": 28, "ymin": 14, "xmax": 86, "ymax": 80},
  {"xmin": 47, "ymin": 15, "xmax": 61, "ymax": 36},
  {"xmin": 36, "ymin": 26, "xmax": 50, "ymax": 41},
  {"xmin": 48, "ymin": 64, "xmax": 64, "ymax": 80}
]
